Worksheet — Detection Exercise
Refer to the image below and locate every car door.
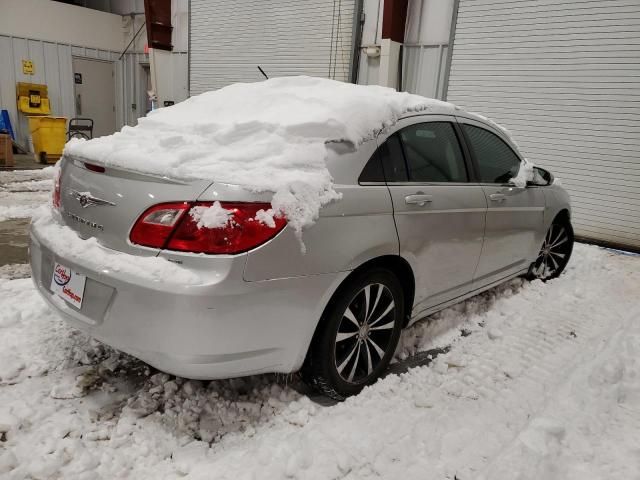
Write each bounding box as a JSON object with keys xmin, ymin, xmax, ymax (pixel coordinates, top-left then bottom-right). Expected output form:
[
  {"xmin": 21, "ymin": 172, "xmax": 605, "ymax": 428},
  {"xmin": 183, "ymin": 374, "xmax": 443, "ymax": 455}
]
[
  {"xmin": 377, "ymin": 116, "xmax": 487, "ymax": 315},
  {"xmin": 457, "ymin": 118, "xmax": 545, "ymax": 287}
]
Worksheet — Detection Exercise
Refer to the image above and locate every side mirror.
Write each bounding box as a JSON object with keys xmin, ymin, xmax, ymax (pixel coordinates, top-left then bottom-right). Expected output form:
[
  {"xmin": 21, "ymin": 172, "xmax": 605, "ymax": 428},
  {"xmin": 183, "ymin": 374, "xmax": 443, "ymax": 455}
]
[{"xmin": 527, "ymin": 167, "xmax": 554, "ymax": 187}]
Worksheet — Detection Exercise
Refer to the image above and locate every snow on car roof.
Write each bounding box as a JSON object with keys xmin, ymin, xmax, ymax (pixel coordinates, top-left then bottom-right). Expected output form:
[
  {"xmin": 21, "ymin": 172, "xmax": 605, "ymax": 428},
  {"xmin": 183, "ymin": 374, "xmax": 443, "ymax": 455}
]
[{"xmin": 64, "ymin": 76, "xmax": 454, "ymax": 236}]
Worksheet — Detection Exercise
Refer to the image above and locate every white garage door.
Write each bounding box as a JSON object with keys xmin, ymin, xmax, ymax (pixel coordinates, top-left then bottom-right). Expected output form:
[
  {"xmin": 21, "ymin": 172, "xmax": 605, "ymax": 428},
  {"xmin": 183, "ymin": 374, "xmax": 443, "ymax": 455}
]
[
  {"xmin": 447, "ymin": 0, "xmax": 640, "ymax": 250},
  {"xmin": 190, "ymin": 0, "xmax": 356, "ymax": 95}
]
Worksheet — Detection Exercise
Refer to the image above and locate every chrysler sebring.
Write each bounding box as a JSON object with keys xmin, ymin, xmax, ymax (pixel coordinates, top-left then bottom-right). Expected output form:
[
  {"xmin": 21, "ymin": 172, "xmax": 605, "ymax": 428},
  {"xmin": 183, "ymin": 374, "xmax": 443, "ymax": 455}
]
[{"xmin": 30, "ymin": 79, "xmax": 573, "ymax": 399}]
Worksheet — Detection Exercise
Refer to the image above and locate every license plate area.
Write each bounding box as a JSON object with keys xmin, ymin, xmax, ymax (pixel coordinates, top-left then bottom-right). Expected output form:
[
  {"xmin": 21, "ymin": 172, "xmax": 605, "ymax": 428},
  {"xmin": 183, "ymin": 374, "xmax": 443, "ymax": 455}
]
[{"xmin": 50, "ymin": 262, "xmax": 87, "ymax": 309}]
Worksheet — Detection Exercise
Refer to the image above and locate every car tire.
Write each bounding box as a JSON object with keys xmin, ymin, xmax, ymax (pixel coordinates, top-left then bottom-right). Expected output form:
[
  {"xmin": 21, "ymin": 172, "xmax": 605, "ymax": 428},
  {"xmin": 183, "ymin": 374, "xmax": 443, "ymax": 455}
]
[
  {"xmin": 527, "ymin": 218, "xmax": 574, "ymax": 281},
  {"xmin": 302, "ymin": 268, "xmax": 405, "ymax": 400}
]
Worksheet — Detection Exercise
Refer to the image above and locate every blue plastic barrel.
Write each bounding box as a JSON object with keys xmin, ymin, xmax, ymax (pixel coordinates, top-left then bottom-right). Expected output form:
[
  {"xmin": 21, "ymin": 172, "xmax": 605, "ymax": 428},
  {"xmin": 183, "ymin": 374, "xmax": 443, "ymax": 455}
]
[{"xmin": 0, "ymin": 110, "xmax": 15, "ymax": 140}]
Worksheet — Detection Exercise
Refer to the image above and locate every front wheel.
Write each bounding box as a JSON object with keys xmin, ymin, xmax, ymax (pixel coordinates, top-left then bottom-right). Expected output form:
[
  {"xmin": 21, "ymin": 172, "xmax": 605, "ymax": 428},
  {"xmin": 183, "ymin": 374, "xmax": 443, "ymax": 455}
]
[
  {"xmin": 528, "ymin": 219, "xmax": 574, "ymax": 281},
  {"xmin": 302, "ymin": 269, "xmax": 405, "ymax": 400}
]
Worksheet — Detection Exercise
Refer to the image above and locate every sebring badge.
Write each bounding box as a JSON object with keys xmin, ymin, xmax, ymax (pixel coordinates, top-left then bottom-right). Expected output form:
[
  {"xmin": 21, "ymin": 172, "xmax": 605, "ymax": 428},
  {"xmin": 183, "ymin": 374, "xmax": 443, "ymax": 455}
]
[{"xmin": 68, "ymin": 189, "xmax": 116, "ymax": 208}]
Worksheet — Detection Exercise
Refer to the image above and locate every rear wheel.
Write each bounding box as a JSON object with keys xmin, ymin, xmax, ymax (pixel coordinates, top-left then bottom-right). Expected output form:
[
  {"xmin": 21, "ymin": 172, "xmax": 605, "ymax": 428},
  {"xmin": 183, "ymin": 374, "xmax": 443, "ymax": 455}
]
[
  {"xmin": 302, "ymin": 269, "xmax": 404, "ymax": 400},
  {"xmin": 528, "ymin": 219, "xmax": 574, "ymax": 281}
]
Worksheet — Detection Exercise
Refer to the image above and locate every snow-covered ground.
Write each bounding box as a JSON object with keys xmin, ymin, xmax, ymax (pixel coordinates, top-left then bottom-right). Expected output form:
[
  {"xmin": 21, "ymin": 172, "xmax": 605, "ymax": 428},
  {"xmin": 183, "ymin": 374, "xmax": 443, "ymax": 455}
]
[
  {"xmin": 0, "ymin": 168, "xmax": 53, "ymax": 222},
  {"xmin": 0, "ymin": 243, "xmax": 638, "ymax": 479},
  {"xmin": 1, "ymin": 167, "xmax": 639, "ymax": 479}
]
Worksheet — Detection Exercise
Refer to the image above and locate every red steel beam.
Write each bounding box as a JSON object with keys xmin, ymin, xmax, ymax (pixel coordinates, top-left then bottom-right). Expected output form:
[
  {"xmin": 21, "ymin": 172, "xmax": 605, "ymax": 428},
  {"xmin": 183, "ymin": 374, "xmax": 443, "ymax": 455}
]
[
  {"xmin": 144, "ymin": 0, "xmax": 173, "ymax": 51},
  {"xmin": 381, "ymin": 0, "xmax": 408, "ymax": 43}
]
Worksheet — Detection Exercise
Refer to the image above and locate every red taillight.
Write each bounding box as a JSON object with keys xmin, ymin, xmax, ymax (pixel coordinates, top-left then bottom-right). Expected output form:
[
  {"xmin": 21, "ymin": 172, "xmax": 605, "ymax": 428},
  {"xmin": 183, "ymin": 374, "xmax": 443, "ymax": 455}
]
[
  {"xmin": 52, "ymin": 168, "xmax": 61, "ymax": 209},
  {"xmin": 130, "ymin": 202, "xmax": 286, "ymax": 254},
  {"xmin": 130, "ymin": 202, "xmax": 191, "ymax": 249}
]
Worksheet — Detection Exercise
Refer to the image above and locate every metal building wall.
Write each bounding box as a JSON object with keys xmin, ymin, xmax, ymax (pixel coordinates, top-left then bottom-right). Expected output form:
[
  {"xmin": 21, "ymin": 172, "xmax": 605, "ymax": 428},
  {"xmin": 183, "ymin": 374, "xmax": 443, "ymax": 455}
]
[
  {"xmin": 117, "ymin": 51, "xmax": 154, "ymax": 127},
  {"xmin": 0, "ymin": 34, "xmax": 186, "ymax": 149},
  {"xmin": 0, "ymin": 35, "xmax": 77, "ymax": 149},
  {"xmin": 189, "ymin": 0, "xmax": 356, "ymax": 95},
  {"xmin": 358, "ymin": 0, "xmax": 454, "ymax": 99},
  {"xmin": 402, "ymin": 0, "xmax": 454, "ymax": 99},
  {"xmin": 447, "ymin": 0, "xmax": 640, "ymax": 250}
]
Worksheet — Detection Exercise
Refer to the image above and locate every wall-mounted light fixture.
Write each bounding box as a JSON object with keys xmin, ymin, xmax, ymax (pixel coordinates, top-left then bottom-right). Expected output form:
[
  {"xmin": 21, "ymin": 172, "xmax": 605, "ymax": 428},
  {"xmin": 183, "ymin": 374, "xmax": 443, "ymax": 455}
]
[{"xmin": 364, "ymin": 46, "xmax": 381, "ymax": 58}]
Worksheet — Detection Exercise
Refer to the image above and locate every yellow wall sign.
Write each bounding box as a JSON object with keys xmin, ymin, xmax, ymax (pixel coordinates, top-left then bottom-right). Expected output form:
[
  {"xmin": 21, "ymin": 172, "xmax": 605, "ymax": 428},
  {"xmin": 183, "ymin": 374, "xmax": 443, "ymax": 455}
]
[{"xmin": 22, "ymin": 60, "xmax": 34, "ymax": 75}]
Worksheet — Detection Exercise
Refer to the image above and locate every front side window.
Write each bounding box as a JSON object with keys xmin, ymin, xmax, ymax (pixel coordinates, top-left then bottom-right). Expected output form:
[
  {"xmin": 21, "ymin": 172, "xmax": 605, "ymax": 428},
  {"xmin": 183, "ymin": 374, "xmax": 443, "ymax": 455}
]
[
  {"xmin": 462, "ymin": 124, "xmax": 521, "ymax": 184},
  {"xmin": 398, "ymin": 122, "xmax": 468, "ymax": 183}
]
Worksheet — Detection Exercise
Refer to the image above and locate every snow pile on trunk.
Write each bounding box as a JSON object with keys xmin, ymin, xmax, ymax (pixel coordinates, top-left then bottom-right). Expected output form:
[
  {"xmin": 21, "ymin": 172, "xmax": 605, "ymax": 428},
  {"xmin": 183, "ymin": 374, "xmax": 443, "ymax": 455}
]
[{"xmin": 64, "ymin": 76, "xmax": 450, "ymax": 234}]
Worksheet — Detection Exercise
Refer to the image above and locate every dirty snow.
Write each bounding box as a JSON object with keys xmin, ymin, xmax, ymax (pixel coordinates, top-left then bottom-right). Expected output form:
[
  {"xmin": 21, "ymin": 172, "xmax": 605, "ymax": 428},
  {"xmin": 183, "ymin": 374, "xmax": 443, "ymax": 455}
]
[
  {"xmin": 0, "ymin": 244, "xmax": 638, "ymax": 479},
  {"xmin": 0, "ymin": 168, "xmax": 54, "ymax": 222},
  {"xmin": 64, "ymin": 76, "xmax": 452, "ymax": 233}
]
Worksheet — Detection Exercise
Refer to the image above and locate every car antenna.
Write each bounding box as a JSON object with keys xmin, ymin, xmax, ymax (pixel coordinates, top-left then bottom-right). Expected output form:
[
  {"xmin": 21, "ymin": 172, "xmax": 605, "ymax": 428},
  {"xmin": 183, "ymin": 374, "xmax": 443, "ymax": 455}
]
[{"xmin": 257, "ymin": 66, "xmax": 269, "ymax": 80}]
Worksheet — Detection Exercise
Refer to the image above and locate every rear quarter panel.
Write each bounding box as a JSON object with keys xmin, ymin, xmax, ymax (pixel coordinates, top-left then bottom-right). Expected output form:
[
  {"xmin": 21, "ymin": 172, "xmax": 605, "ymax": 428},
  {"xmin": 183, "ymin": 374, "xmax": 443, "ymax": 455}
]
[{"xmin": 243, "ymin": 140, "xmax": 399, "ymax": 281}]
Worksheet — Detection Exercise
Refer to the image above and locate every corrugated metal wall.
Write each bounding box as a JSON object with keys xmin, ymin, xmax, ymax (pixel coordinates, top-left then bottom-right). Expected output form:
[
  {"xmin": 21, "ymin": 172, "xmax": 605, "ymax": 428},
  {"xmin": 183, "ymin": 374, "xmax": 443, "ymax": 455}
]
[
  {"xmin": 447, "ymin": 0, "xmax": 640, "ymax": 249},
  {"xmin": 0, "ymin": 35, "xmax": 77, "ymax": 149},
  {"xmin": 190, "ymin": 0, "xmax": 356, "ymax": 95},
  {"xmin": 0, "ymin": 34, "xmax": 152, "ymax": 148},
  {"xmin": 117, "ymin": 51, "xmax": 151, "ymax": 127},
  {"xmin": 402, "ymin": 0, "xmax": 455, "ymax": 99},
  {"xmin": 1, "ymin": 2, "xmax": 189, "ymax": 149},
  {"xmin": 0, "ymin": 34, "xmax": 190, "ymax": 150}
]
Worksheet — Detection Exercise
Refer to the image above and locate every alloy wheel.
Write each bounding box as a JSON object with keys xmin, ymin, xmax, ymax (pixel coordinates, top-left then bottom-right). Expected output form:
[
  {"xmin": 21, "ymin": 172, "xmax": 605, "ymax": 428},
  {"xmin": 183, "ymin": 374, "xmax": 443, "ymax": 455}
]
[
  {"xmin": 334, "ymin": 283, "xmax": 397, "ymax": 384},
  {"xmin": 532, "ymin": 223, "xmax": 572, "ymax": 280}
]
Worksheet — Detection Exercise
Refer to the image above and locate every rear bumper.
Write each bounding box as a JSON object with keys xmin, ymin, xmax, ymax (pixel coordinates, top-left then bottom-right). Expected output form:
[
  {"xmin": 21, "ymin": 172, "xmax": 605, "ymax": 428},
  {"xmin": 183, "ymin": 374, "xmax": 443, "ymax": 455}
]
[{"xmin": 30, "ymin": 214, "xmax": 346, "ymax": 379}]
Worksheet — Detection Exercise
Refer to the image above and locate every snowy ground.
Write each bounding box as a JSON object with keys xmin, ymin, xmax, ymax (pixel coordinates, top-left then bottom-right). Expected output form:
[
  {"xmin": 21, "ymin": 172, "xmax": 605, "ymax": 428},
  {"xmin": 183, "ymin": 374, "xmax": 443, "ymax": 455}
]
[
  {"xmin": 0, "ymin": 168, "xmax": 53, "ymax": 223},
  {"xmin": 1, "ymin": 169, "xmax": 639, "ymax": 479}
]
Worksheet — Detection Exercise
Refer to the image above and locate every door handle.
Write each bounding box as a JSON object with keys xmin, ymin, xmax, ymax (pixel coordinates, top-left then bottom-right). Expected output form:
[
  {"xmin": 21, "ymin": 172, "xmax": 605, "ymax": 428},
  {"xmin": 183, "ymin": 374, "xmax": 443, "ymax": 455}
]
[
  {"xmin": 489, "ymin": 193, "xmax": 506, "ymax": 202},
  {"xmin": 405, "ymin": 194, "xmax": 433, "ymax": 206}
]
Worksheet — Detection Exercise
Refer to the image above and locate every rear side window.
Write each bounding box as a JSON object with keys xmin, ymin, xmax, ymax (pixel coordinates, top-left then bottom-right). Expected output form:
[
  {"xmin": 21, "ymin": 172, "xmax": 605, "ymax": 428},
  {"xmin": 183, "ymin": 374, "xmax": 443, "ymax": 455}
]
[
  {"xmin": 462, "ymin": 124, "xmax": 521, "ymax": 184},
  {"xmin": 378, "ymin": 135, "xmax": 408, "ymax": 182},
  {"xmin": 359, "ymin": 135, "xmax": 408, "ymax": 183},
  {"xmin": 358, "ymin": 149, "xmax": 385, "ymax": 182},
  {"xmin": 398, "ymin": 122, "xmax": 467, "ymax": 182}
]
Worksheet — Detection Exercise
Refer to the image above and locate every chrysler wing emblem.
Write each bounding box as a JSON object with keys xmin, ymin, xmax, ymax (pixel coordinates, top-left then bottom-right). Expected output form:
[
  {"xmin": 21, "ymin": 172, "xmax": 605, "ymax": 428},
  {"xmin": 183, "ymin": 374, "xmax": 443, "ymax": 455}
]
[{"xmin": 69, "ymin": 189, "xmax": 116, "ymax": 208}]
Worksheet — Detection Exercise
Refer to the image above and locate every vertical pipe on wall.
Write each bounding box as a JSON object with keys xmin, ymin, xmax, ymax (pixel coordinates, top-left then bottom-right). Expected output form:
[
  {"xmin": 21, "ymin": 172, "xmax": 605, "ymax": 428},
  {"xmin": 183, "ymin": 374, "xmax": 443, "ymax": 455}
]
[
  {"xmin": 349, "ymin": 0, "xmax": 365, "ymax": 84},
  {"xmin": 434, "ymin": 43, "xmax": 443, "ymax": 97},
  {"xmin": 441, "ymin": 0, "xmax": 459, "ymax": 101},
  {"xmin": 187, "ymin": 0, "xmax": 191, "ymax": 96}
]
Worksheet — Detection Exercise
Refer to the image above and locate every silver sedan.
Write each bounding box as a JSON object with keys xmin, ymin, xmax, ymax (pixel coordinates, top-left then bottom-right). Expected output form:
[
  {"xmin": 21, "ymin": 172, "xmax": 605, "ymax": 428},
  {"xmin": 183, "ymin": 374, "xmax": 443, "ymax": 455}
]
[{"xmin": 30, "ymin": 110, "xmax": 573, "ymax": 399}]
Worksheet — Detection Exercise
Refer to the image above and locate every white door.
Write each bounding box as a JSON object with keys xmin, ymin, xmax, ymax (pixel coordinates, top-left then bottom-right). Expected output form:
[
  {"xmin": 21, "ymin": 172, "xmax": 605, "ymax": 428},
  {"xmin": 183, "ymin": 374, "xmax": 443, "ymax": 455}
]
[
  {"xmin": 446, "ymin": 0, "xmax": 640, "ymax": 250},
  {"xmin": 72, "ymin": 57, "xmax": 116, "ymax": 138},
  {"xmin": 189, "ymin": 0, "xmax": 356, "ymax": 94}
]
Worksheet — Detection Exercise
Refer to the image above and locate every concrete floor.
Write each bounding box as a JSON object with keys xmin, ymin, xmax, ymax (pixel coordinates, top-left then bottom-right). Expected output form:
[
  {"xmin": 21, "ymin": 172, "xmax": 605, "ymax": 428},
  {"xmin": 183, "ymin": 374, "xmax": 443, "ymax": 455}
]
[
  {"xmin": 1, "ymin": 153, "xmax": 49, "ymax": 170},
  {"xmin": 0, "ymin": 160, "xmax": 51, "ymax": 268},
  {"xmin": 0, "ymin": 218, "xmax": 30, "ymax": 266}
]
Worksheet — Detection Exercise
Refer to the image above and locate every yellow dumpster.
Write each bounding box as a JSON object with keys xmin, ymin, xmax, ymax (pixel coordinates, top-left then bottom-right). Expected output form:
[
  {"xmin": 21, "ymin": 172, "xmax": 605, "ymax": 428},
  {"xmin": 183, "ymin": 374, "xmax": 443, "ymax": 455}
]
[{"xmin": 28, "ymin": 116, "xmax": 67, "ymax": 164}]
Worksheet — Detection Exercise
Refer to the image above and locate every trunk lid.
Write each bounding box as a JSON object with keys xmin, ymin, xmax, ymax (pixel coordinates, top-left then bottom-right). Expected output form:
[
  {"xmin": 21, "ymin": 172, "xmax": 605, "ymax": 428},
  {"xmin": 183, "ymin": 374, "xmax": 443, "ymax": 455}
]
[{"xmin": 58, "ymin": 156, "xmax": 211, "ymax": 255}]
